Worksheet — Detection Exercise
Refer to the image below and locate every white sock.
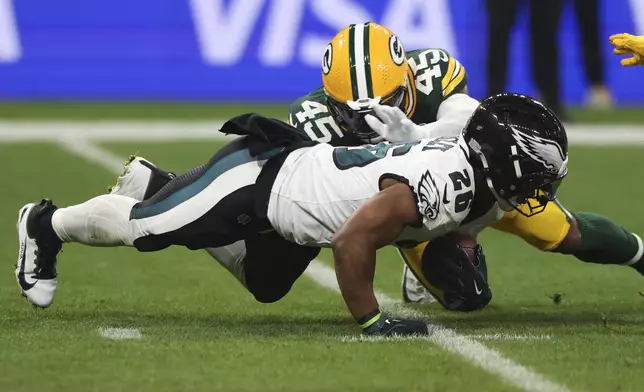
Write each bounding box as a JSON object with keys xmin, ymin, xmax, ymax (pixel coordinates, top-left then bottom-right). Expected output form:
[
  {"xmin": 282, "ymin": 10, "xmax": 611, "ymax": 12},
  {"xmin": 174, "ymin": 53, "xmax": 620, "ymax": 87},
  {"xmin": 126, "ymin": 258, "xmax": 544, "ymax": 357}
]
[
  {"xmin": 51, "ymin": 194, "xmax": 139, "ymax": 247},
  {"xmin": 205, "ymin": 241, "xmax": 247, "ymax": 287}
]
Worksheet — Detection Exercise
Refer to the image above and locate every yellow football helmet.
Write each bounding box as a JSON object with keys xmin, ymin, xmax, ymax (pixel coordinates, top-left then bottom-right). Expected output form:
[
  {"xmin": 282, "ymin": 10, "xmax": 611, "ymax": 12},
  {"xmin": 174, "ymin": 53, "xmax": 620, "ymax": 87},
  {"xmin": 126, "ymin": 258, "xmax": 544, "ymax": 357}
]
[{"xmin": 322, "ymin": 22, "xmax": 409, "ymax": 141}]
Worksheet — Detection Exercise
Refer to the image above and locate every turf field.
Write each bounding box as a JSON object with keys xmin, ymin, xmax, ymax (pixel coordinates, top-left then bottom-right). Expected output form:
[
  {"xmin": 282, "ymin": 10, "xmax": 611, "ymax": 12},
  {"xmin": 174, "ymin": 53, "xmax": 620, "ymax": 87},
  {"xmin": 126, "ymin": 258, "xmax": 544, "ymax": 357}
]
[{"xmin": 1, "ymin": 105, "xmax": 643, "ymax": 392}]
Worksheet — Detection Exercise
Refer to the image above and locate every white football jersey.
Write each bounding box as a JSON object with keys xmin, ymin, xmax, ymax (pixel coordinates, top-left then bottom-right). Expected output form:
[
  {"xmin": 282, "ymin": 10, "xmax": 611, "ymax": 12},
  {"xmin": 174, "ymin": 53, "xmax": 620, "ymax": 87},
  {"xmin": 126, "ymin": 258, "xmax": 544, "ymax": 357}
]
[{"xmin": 267, "ymin": 136, "xmax": 503, "ymax": 247}]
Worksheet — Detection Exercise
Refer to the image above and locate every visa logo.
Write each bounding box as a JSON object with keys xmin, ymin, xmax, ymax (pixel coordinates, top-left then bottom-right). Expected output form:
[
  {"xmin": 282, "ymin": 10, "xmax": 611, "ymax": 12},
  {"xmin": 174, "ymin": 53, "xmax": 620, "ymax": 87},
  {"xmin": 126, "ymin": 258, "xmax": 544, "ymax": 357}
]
[
  {"xmin": 190, "ymin": 0, "xmax": 458, "ymax": 67},
  {"xmin": 0, "ymin": 0, "xmax": 20, "ymax": 63}
]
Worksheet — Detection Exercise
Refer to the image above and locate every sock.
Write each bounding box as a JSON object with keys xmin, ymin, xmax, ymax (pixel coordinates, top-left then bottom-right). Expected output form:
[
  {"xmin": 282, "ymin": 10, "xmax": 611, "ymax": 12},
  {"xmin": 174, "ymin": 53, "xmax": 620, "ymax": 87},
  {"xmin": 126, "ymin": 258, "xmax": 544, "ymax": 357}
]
[
  {"xmin": 51, "ymin": 194, "xmax": 139, "ymax": 247},
  {"xmin": 569, "ymin": 212, "xmax": 643, "ymax": 267},
  {"xmin": 205, "ymin": 241, "xmax": 248, "ymax": 287},
  {"xmin": 37, "ymin": 206, "xmax": 63, "ymax": 246}
]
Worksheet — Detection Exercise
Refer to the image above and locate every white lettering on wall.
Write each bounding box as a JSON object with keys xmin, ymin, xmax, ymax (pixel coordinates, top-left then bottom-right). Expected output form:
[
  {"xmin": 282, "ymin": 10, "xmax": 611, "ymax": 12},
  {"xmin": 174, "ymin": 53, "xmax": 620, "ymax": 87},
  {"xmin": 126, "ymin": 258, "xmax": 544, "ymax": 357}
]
[
  {"xmin": 190, "ymin": 0, "xmax": 458, "ymax": 67},
  {"xmin": 0, "ymin": 0, "xmax": 21, "ymax": 63},
  {"xmin": 190, "ymin": 0, "xmax": 265, "ymax": 65},
  {"xmin": 382, "ymin": 0, "xmax": 458, "ymax": 56}
]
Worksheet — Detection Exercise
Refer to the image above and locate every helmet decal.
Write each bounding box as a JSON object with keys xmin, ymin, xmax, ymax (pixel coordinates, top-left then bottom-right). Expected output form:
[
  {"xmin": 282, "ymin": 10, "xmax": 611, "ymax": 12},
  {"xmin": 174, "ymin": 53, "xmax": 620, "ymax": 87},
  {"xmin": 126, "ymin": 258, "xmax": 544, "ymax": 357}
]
[
  {"xmin": 462, "ymin": 93, "xmax": 569, "ymax": 217},
  {"xmin": 322, "ymin": 43, "xmax": 333, "ymax": 75},
  {"xmin": 510, "ymin": 126, "xmax": 568, "ymax": 176},
  {"xmin": 389, "ymin": 35, "xmax": 405, "ymax": 66}
]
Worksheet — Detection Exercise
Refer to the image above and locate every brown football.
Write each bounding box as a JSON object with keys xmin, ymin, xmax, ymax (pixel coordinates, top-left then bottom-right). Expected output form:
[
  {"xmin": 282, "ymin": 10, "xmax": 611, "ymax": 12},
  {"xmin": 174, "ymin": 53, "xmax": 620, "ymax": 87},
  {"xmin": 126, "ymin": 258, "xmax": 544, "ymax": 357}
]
[{"xmin": 422, "ymin": 231, "xmax": 479, "ymax": 272}]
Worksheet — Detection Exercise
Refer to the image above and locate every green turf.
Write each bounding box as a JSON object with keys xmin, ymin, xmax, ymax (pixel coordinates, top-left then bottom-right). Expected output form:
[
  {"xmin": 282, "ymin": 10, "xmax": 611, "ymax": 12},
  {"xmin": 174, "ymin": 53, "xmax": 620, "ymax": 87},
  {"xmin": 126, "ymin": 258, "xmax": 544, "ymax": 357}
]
[
  {"xmin": 1, "ymin": 102, "xmax": 644, "ymax": 124},
  {"xmin": 0, "ymin": 102, "xmax": 288, "ymax": 121},
  {"xmin": 2, "ymin": 139, "xmax": 644, "ymax": 391}
]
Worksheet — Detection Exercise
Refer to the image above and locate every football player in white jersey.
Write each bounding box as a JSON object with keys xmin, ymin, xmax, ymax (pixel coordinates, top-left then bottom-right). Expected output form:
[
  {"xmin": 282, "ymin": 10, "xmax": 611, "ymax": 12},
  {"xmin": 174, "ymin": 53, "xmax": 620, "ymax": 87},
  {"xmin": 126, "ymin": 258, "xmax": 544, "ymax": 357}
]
[{"xmin": 15, "ymin": 93, "xmax": 568, "ymax": 336}]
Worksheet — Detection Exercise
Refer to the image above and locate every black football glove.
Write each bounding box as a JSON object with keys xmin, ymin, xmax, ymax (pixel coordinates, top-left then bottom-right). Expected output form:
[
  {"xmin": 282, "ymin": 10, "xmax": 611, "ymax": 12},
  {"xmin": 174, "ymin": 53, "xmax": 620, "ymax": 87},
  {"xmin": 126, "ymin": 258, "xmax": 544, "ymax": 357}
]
[{"xmin": 361, "ymin": 311, "xmax": 428, "ymax": 337}]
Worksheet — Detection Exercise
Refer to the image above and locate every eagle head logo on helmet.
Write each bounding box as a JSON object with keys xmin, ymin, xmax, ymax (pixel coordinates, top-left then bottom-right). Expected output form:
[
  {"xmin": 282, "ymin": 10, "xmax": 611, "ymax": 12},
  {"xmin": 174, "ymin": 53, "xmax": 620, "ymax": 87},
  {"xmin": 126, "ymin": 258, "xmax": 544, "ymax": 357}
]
[{"xmin": 509, "ymin": 125, "xmax": 568, "ymax": 177}]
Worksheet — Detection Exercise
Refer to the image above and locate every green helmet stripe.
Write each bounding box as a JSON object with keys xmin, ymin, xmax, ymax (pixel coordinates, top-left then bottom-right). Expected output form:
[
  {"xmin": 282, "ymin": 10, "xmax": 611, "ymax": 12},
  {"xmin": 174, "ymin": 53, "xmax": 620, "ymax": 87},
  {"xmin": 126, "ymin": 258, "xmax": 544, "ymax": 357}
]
[
  {"xmin": 348, "ymin": 24, "xmax": 359, "ymax": 101},
  {"xmin": 362, "ymin": 22, "xmax": 374, "ymax": 98}
]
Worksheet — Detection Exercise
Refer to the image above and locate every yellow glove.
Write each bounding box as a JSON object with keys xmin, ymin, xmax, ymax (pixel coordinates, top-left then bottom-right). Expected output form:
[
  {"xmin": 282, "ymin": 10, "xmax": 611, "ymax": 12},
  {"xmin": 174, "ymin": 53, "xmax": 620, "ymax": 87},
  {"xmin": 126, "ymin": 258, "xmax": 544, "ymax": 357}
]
[{"xmin": 609, "ymin": 33, "xmax": 644, "ymax": 66}]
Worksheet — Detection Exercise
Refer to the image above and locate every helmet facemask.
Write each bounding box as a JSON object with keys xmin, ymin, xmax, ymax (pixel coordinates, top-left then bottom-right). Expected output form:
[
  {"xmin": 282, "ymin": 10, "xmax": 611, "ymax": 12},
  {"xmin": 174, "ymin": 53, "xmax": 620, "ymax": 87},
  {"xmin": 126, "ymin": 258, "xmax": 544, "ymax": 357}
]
[
  {"xmin": 326, "ymin": 84, "xmax": 407, "ymax": 143},
  {"xmin": 321, "ymin": 22, "xmax": 410, "ymax": 143}
]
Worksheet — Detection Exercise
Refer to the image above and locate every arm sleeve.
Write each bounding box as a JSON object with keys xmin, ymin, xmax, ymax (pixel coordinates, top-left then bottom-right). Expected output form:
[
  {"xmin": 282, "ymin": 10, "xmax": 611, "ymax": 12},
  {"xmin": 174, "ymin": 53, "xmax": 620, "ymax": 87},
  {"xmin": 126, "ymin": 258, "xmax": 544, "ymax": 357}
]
[{"xmin": 413, "ymin": 93, "xmax": 480, "ymax": 139}]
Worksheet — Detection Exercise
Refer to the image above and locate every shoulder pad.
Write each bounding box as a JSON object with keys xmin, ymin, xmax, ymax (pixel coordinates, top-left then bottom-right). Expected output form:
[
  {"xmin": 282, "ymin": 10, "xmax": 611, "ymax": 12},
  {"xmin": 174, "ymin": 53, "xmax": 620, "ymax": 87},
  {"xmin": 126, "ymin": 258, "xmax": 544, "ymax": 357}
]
[{"xmin": 406, "ymin": 48, "xmax": 468, "ymax": 99}]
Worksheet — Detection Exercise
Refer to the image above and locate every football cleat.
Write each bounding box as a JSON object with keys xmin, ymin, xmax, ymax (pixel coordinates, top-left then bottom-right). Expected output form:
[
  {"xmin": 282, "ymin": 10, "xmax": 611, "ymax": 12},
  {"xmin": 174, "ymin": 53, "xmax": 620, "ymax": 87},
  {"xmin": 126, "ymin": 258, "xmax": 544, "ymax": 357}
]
[
  {"xmin": 108, "ymin": 156, "xmax": 175, "ymax": 201},
  {"xmin": 15, "ymin": 199, "xmax": 62, "ymax": 308},
  {"xmin": 401, "ymin": 265, "xmax": 436, "ymax": 304}
]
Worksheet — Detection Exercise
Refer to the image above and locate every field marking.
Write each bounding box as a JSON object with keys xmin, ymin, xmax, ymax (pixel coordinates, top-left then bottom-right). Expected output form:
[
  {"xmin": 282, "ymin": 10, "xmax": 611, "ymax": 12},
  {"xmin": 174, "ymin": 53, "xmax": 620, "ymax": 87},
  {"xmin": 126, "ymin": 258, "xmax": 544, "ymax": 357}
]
[
  {"xmin": 58, "ymin": 136, "xmax": 126, "ymax": 173},
  {"xmin": 465, "ymin": 334, "xmax": 552, "ymax": 341},
  {"xmin": 338, "ymin": 333, "xmax": 551, "ymax": 343},
  {"xmin": 98, "ymin": 327, "xmax": 142, "ymax": 340},
  {"xmin": 55, "ymin": 134, "xmax": 571, "ymax": 392},
  {"xmin": 0, "ymin": 121, "xmax": 643, "ymax": 146}
]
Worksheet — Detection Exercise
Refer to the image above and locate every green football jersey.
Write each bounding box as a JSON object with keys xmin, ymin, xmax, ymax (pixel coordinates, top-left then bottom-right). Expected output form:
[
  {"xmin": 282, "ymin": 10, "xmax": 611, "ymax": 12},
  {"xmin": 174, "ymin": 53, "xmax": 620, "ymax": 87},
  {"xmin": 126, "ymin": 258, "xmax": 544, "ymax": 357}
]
[{"xmin": 288, "ymin": 48, "xmax": 468, "ymax": 147}]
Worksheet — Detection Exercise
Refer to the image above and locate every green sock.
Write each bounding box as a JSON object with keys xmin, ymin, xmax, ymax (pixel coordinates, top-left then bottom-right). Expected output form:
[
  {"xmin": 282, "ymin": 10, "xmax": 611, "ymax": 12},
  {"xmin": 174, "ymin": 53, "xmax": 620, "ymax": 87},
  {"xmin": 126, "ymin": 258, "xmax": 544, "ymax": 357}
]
[{"xmin": 568, "ymin": 212, "xmax": 643, "ymax": 268}]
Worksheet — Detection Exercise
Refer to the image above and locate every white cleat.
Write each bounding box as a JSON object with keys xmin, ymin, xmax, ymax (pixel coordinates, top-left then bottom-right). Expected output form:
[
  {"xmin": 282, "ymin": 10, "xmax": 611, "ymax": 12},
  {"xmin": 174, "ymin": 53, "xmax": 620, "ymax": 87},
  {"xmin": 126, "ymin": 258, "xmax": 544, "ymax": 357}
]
[
  {"xmin": 15, "ymin": 200, "xmax": 61, "ymax": 308},
  {"xmin": 108, "ymin": 156, "xmax": 175, "ymax": 201},
  {"xmin": 401, "ymin": 265, "xmax": 437, "ymax": 305}
]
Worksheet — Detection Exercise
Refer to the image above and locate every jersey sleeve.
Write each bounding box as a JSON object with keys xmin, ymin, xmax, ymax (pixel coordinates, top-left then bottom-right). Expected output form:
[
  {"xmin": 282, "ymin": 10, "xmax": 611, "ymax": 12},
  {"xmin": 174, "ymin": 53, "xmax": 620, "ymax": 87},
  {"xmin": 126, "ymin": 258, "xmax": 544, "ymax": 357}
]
[
  {"xmin": 437, "ymin": 49, "xmax": 468, "ymax": 99},
  {"xmin": 404, "ymin": 138, "xmax": 475, "ymax": 229}
]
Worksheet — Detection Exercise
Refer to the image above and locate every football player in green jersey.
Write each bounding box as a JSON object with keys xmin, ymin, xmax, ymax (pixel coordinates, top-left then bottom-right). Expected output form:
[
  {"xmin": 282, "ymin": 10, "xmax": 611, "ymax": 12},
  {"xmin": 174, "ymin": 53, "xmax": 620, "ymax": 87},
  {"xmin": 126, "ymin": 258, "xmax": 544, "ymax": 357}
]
[{"xmin": 288, "ymin": 22, "xmax": 476, "ymax": 147}]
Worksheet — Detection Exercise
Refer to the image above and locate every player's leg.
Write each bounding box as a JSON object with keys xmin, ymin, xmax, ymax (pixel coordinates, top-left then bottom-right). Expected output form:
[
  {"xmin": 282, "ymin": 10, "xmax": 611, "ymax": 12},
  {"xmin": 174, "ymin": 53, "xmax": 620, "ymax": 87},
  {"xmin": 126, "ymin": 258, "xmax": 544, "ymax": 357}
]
[
  {"xmin": 492, "ymin": 200, "xmax": 644, "ymax": 271},
  {"xmin": 108, "ymin": 156, "xmax": 176, "ymax": 201},
  {"xmin": 398, "ymin": 244, "xmax": 437, "ymax": 304},
  {"xmin": 205, "ymin": 241, "xmax": 248, "ymax": 286},
  {"xmin": 16, "ymin": 194, "xmax": 145, "ymax": 307},
  {"xmin": 556, "ymin": 209, "xmax": 643, "ymax": 270},
  {"xmin": 107, "ymin": 139, "xmax": 255, "ymax": 286},
  {"xmin": 529, "ymin": 0, "xmax": 566, "ymax": 118},
  {"xmin": 243, "ymin": 231, "xmax": 321, "ymax": 303},
  {"xmin": 485, "ymin": 0, "xmax": 519, "ymax": 96},
  {"xmin": 17, "ymin": 138, "xmax": 268, "ymax": 307}
]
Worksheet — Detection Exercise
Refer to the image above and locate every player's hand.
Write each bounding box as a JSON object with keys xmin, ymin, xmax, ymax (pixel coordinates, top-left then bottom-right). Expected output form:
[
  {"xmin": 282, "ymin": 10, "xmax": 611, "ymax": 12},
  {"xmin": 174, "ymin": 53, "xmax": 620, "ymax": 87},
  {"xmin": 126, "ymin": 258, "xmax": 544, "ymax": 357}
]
[
  {"xmin": 365, "ymin": 104, "xmax": 425, "ymax": 143},
  {"xmin": 361, "ymin": 312, "xmax": 429, "ymax": 337},
  {"xmin": 609, "ymin": 33, "xmax": 644, "ymax": 66}
]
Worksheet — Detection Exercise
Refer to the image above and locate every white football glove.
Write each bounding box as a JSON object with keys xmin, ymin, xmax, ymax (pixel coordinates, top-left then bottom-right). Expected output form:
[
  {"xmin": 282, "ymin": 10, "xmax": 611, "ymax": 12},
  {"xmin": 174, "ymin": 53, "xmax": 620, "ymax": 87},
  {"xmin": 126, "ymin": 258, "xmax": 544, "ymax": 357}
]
[{"xmin": 364, "ymin": 104, "xmax": 425, "ymax": 143}]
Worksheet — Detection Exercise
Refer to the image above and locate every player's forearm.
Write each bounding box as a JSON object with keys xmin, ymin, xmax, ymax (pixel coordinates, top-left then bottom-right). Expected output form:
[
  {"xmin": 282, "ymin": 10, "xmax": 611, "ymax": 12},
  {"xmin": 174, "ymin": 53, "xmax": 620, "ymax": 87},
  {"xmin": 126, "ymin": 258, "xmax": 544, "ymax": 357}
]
[
  {"xmin": 332, "ymin": 238, "xmax": 379, "ymax": 321},
  {"xmin": 415, "ymin": 94, "xmax": 480, "ymax": 139}
]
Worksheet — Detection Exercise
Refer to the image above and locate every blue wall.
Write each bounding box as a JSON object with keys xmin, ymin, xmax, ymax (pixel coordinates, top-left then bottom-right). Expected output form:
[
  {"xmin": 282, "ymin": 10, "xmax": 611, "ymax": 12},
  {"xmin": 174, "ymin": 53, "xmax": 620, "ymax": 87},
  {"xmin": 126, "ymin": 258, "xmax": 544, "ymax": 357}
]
[{"xmin": 0, "ymin": 0, "xmax": 641, "ymax": 103}]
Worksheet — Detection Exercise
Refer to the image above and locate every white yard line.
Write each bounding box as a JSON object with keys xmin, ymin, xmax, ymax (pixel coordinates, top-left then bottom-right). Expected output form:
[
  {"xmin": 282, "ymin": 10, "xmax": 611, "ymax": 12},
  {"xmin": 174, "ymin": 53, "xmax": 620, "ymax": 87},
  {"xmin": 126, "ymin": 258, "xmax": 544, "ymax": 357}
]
[
  {"xmin": 57, "ymin": 136, "xmax": 125, "ymax": 173},
  {"xmin": 0, "ymin": 121, "xmax": 643, "ymax": 146},
  {"xmin": 59, "ymin": 135, "xmax": 570, "ymax": 392},
  {"xmin": 338, "ymin": 333, "xmax": 551, "ymax": 342},
  {"xmin": 98, "ymin": 327, "xmax": 142, "ymax": 340},
  {"xmin": 465, "ymin": 334, "xmax": 552, "ymax": 341}
]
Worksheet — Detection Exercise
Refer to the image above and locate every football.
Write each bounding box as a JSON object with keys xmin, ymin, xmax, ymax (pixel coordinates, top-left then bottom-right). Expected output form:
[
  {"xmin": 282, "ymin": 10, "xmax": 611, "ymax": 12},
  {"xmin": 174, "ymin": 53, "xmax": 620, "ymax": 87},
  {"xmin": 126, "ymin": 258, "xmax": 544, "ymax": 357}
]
[
  {"xmin": 422, "ymin": 232, "xmax": 478, "ymax": 270},
  {"xmin": 420, "ymin": 231, "xmax": 491, "ymax": 312}
]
